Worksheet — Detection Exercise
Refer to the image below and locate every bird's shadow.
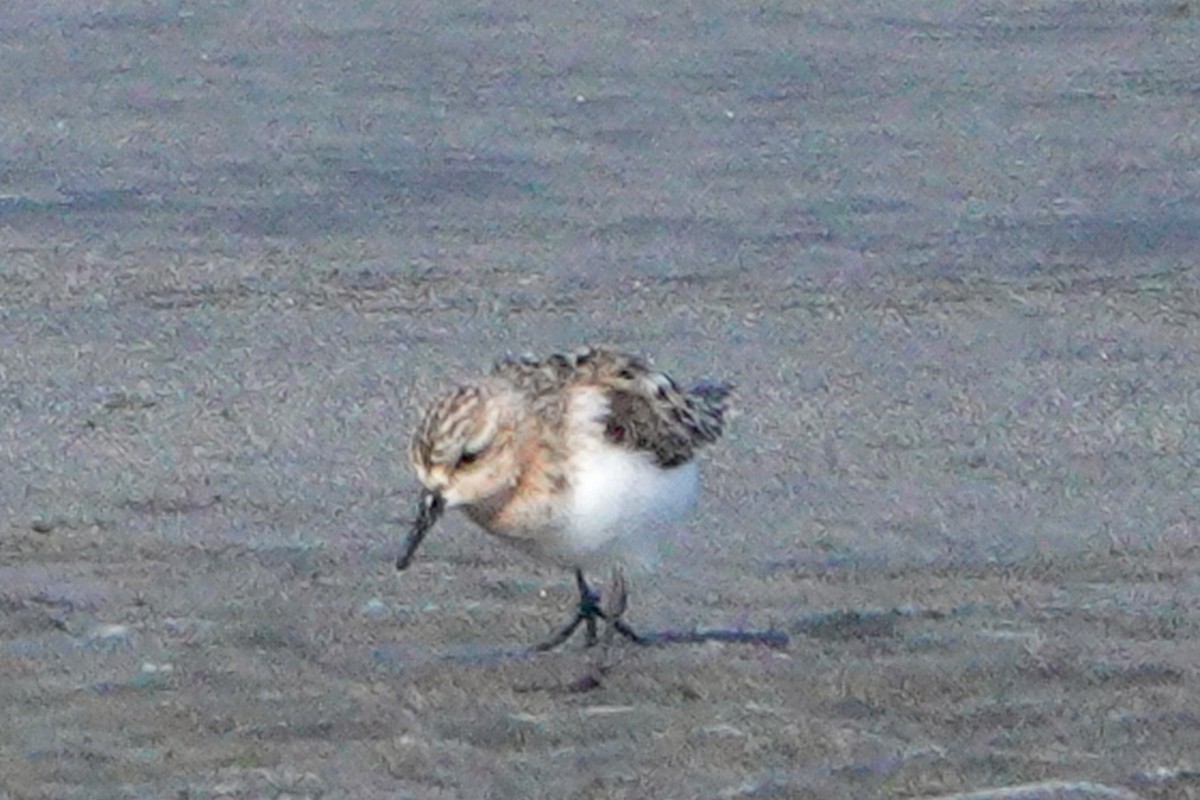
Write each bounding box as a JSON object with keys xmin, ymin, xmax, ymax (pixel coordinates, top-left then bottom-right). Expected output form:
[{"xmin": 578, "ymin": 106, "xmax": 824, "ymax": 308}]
[{"xmin": 373, "ymin": 625, "xmax": 787, "ymax": 668}]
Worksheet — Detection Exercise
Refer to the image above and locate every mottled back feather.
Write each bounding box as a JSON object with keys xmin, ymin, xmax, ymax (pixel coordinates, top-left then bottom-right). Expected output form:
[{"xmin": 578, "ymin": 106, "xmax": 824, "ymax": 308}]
[{"xmin": 493, "ymin": 346, "xmax": 731, "ymax": 468}]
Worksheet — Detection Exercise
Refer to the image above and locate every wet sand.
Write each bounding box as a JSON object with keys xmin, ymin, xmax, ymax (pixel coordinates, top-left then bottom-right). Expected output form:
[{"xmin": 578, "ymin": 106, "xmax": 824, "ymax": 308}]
[{"xmin": 2, "ymin": 2, "xmax": 1199, "ymax": 798}]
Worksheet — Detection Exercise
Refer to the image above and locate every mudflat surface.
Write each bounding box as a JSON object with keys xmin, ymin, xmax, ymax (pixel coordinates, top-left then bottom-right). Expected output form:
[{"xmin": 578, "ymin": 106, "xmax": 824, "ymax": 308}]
[{"xmin": 2, "ymin": 2, "xmax": 1200, "ymax": 798}]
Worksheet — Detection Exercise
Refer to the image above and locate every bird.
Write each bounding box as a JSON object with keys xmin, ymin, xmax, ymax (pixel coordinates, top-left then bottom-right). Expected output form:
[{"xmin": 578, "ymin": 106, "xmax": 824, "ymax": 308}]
[{"xmin": 397, "ymin": 345, "xmax": 733, "ymax": 651}]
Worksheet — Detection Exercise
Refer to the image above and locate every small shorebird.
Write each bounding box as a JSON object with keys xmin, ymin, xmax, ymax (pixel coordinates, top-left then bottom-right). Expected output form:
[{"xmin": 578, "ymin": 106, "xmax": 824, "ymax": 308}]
[{"xmin": 397, "ymin": 346, "xmax": 768, "ymax": 651}]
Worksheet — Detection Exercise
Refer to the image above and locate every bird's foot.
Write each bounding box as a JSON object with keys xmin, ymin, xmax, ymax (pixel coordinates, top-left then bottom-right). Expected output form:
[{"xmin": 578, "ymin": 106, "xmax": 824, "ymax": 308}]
[{"xmin": 533, "ymin": 568, "xmax": 645, "ymax": 652}]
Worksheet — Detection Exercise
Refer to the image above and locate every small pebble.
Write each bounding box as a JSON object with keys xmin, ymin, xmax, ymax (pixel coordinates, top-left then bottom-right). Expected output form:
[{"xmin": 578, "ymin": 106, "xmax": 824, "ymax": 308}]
[
  {"xmin": 86, "ymin": 623, "xmax": 135, "ymax": 650},
  {"xmin": 360, "ymin": 598, "xmax": 390, "ymax": 618},
  {"xmin": 140, "ymin": 661, "xmax": 173, "ymax": 674}
]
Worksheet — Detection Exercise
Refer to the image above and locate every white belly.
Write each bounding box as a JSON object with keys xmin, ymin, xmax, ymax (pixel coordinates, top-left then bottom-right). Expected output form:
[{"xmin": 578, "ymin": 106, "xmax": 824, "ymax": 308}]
[{"xmin": 558, "ymin": 444, "xmax": 700, "ymax": 569}]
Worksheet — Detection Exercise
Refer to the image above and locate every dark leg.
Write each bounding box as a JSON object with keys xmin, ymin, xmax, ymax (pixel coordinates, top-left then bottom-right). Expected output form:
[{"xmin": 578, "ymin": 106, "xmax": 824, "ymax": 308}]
[
  {"xmin": 604, "ymin": 566, "xmax": 644, "ymax": 645},
  {"xmin": 533, "ymin": 569, "xmax": 597, "ymax": 651},
  {"xmin": 533, "ymin": 568, "xmax": 645, "ymax": 651}
]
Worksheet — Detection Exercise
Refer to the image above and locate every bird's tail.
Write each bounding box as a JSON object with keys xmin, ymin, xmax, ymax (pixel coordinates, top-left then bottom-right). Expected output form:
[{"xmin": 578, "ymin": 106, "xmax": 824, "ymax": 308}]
[{"xmin": 685, "ymin": 380, "xmax": 733, "ymax": 443}]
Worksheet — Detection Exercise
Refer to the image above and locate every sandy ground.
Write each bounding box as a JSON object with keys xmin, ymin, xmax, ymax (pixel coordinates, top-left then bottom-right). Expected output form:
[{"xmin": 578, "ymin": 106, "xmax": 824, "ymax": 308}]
[{"xmin": 3, "ymin": 1, "xmax": 1200, "ymax": 798}]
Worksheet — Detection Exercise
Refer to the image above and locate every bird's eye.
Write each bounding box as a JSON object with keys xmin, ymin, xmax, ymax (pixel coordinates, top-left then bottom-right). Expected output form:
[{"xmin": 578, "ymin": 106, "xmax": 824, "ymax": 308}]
[{"xmin": 457, "ymin": 447, "xmax": 484, "ymax": 468}]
